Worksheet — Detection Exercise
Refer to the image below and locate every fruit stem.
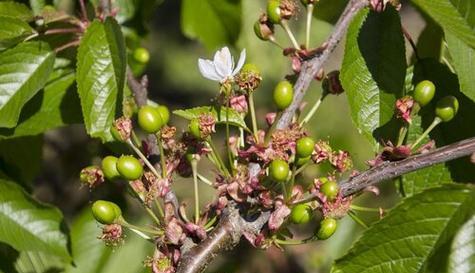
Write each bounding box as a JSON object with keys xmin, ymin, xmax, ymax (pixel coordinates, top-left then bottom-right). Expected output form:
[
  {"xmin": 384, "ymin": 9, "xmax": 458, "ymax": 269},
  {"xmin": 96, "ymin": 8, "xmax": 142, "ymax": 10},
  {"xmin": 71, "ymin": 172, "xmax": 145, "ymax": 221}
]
[
  {"xmin": 204, "ymin": 215, "xmax": 218, "ymax": 230},
  {"xmin": 157, "ymin": 136, "xmax": 167, "ymax": 178},
  {"xmin": 300, "ymin": 93, "xmax": 327, "ymax": 126},
  {"xmin": 225, "ymin": 104, "xmax": 236, "ymax": 175},
  {"xmin": 191, "ymin": 159, "xmax": 200, "ymax": 224},
  {"xmin": 287, "ymin": 165, "xmax": 297, "ymax": 202},
  {"xmin": 248, "ymin": 92, "xmax": 259, "ymax": 140},
  {"xmin": 207, "ymin": 138, "xmax": 231, "ymax": 177},
  {"xmin": 305, "ymin": 4, "xmax": 314, "ymax": 49},
  {"xmin": 269, "ymin": 36, "xmax": 285, "ymax": 49},
  {"xmin": 350, "ymin": 205, "xmax": 381, "ymax": 213},
  {"xmin": 281, "ymin": 181, "xmax": 289, "ymax": 201},
  {"xmin": 120, "ymin": 219, "xmax": 162, "ymax": 236},
  {"xmin": 264, "ymin": 112, "xmax": 283, "ymax": 145},
  {"xmin": 396, "ymin": 124, "xmax": 408, "ymax": 147},
  {"xmin": 348, "ymin": 210, "xmax": 368, "ymax": 229},
  {"xmin": 410, "ymin": 117, "xmax": 442, "ymax": 150},
  {"xmin": 197, "ymin": 173, "xmax": 213, "ymax": 186},
  {"xmin": 127, "ymin": 139, "xmax": 162, "ymax": 179},
  {"xmin": 281, "ymin": 20, "xmax": 301, "ymax": 50},
  {"xmin": 154, "ymin": 199, "xmax": 165, "ymax": 218},
  {"xmin": 294, "ymin": 161, "xmax": 310, "ymax": 177}
]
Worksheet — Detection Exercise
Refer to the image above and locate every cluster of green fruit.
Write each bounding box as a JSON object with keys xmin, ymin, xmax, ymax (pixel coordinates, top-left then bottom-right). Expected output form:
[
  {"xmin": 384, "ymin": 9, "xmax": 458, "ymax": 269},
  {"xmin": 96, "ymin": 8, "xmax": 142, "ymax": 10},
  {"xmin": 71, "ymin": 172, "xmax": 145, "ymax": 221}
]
[{"xmin": 413, "ymin": 80, "xmax": 459, "ymax": 122}]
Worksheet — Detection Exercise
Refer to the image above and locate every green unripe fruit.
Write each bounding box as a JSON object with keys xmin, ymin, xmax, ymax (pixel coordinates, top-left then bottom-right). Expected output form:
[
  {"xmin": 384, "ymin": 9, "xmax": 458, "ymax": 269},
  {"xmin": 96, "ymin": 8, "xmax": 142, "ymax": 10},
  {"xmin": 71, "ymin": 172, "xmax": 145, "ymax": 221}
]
[
  {"xmin": 157, "ymin": 105, "xmax": 170, "ymax": 125},
  {"xmin": 133, "ymin": 47, "xmax": 150, "ymax": 64},
  {"xmin": 290, "ymin": 204, "xmax": 313, "ymax": 224},
  {"xmin": 320, "ymin": 180, "xmax": 339, "ymax": 200},
  {"xmin": 189, "ymin": 118, "xmax": 202, "ymax": 139},
  {"xmin": 295, "ymin": 156, "xmax": 310, "ymax": 167},
  {"xmin": 242, "ymin": 63, "xmax": 260, "ymax": 76},
  {"xmin": 138, "ymin": 105, "xmax": 163, "ymax": 133},
  {"xmin": 296, "ymin": 137, "xmax": 315, "ymax": 158},
  {"xmin": 267, "ymin": 0, "xmax": 282, "ymax": 24},
  {"xmin": 414, "ymin": 80, "xmax": 436, "ymax": 106},
  {"xmin": 273, "ymin": 80, "xmax": 294, "ymax": 110},
  {"xmin": 110, "ymin": 126, "xmax": 123, "ymax": 142},
  {"xmin": 316, "ymin": 218, "xmax": 337, "ymax": 240},
  {"xmin": 116, "ymin": 155, "xmax": 143, "ymax": 180},
  {"xmin": 101, "ymin": 156, "xmax": 121, "ymax": 181},
  {"xmin": 92, "ymin": 200, "xmax": 122, "ymax": 224},
  {"xmin": 435, "ymin": 96, "xmax": 459, "ymax": 122},
  {"xmin": 269, "ymin": 159, "xmax": 290, "ymax": 182}
]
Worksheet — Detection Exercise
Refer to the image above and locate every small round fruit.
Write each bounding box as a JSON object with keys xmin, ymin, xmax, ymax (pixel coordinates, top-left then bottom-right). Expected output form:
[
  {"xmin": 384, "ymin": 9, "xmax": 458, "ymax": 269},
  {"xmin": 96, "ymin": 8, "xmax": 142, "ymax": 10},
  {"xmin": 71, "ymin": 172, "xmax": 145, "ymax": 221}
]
[
  {"xmin": 316, "ymin": 218, "xmax": 337, "ymax": 240},
  {"xmin": 320, "ymin": 180, "xmax": 339, "ymax": 200},
  {"xmin": 267, "ymin": 0, "xmax": 282, "ymax": 24},
  {"xmin": 435, "ymin": 96, "xmax": 459, "ymax": 122},
  {"xmin": 110, "ymin": 126, "xmax": 123, "ymax": 142},
  {"xmin": 290, "ymin": 204, "xmax": 313, "ymax": 224},
  {"xmin": 269, "ymin": 159, "xmax": 290, "ymax": 182},
  {"xmin": 138, "ymin": 105, "xmax": 163, "ymax": 133},
  {"xmin": 414, "ymin": 80, "xmax": 436, "ymax": 106},
  {"xmin": 92, "ymin": 200, "xmax": 122, "ymax": 224},
  {"xmin": 133, "ymin": 47, "xmax": 150, "ymax": 64},
  {"xmin": 273, "ymin": 80, "xmax": 294, "ymax": 110},
  {"xmin": 296, "ymin": 137, "xmax": 315, "ymax": 158},
  {"xmin": 101, "ymin": 156, "xmax": 121, "ymax": 181},
  {"xmin": 116, "ymin": 155, "xmax": 143, "ymax": 180},
  {"xmin": 188, "ymin": 118, "xmax": 202, "ymax": 139},
  {"xmin": 295, "ymin": 156, "xmax": 310, "ymax": 167},
  {"xmin": 157, "ymin": 105, "xmax": 170, "ymax": 125}
]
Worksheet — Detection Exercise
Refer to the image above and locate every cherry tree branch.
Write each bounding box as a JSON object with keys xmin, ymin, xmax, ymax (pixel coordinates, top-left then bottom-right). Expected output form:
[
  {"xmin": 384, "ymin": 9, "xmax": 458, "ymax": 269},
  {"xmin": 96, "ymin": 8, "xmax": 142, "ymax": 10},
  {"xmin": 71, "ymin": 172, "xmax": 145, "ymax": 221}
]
[
  {"xmin": 340, "ymin": 136, "xmax": 475, "ymax": 196},
  {"xmin": 176, "ymin": 1, "xmax": 369, "ymax": 272}
]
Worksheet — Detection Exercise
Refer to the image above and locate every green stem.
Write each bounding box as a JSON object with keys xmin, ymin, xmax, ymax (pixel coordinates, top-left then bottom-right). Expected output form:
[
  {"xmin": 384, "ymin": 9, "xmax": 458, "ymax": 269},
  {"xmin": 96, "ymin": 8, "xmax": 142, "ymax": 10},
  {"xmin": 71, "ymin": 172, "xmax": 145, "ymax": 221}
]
[
  {"xmin": 348, "ymin": 210, "xmax": 368, "ymax": 229},
  {"xmin": 131, "ymin": 131, "xmax": 142, "ymax": 148},
  {"xmin": 305, "ymin": 4, "xmax": 314, "ymax": 49},
  {"xmin": 294, "ymin": 161, "xmax": 310, "ymax": 177},
  {"xmin": 275, "ymin": 236, "xmax": 315, "ymax": 245},
  {"xmin": 300, "ymin": 93, "xmax": 326, "ymax": 126},
  {"xmin": 397, "ymin": 125, "xmax": 408, "ymax": 147},
  {"xmin": 207, "ymin": 138, "xmax": 230, "ymax": 177},
  {"xmin": 281, "ymin": 20, "xmax": 301, "ymax": 50},
  {"xmin": 154, "ymin": 199, "xmax": 165, "ymax": 218},
  {"xmin": 191, "ymin": 159, "xmax": 200, "ymax": 224},
  {"xmin": 197, "ymin": 173, "xmax": 213, "ymax": 186},
  {"xmin": 287, "ymin": 165, "xmax": 297, "ymax": 202},
  {"xmin": 121, "ymin": 219, "xmax": 162, "ymax": 235},
  {"xmin": 281, "ymin": 182, "xmax": 289, "ymax": 201},
  {"xmin": 157, "ymin": 136, "xmax": 167, "ymax": 177},
  {"xmin": 248, "ymin": 92, "xmax": 259, "ymax": 139},
  {"xmin": 225, "ymin": 103, "xmax": 235, "ymax": 175},
  {"xmin": 264, "ymin": 112, "xmax": 282, "ymax": 145},
  {"xmin": 410, "ymin": 117, "xmax": 442, "ymax": 150},
  {"xmin": 126, "ymin": 139, "xmax": 161, "ymax": 179},
  {"xmin": 145, "ymin": 207, "xmax": 161, "ymax": 226},
  {"xmin": 204, "ymin": 215, "xmax": 218, "ymax": 230},
  {"xmin": 269, "ymin": 36, "xmax": 285, "ymax": 49},
  {"xmin": 350, "ymin": 205, "xmax": 381, "ymax": 213}
]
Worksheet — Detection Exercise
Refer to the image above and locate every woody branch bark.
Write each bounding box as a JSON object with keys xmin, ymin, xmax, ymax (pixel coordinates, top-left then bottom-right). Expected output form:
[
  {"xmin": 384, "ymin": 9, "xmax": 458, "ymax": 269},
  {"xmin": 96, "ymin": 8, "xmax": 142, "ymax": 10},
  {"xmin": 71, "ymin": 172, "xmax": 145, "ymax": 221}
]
[{"xmin": 176, "ymin": 0, "xmax": 370, "ymax": 272}]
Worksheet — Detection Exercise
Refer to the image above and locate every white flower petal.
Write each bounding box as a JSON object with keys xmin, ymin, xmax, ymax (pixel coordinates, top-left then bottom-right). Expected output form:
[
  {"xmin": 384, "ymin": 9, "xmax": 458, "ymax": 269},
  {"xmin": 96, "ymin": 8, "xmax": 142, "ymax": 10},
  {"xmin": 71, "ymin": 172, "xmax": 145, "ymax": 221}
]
[
  {"xmin": 213, "ymin": 47, "xmax": 233, "ymax": 78},
  {"xmin": 232, "ymin": 49, "xmax": 246, "ymax": 76},
  {"xmin": 198, "ymin": 59, "xmax": 221, "ymax": 81}
]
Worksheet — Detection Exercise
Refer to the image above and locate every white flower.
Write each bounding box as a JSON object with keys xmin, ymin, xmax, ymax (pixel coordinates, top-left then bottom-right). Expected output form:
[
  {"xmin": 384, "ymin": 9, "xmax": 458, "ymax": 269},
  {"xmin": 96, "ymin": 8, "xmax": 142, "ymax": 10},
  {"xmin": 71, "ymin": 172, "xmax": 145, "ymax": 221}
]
[{"xmin": 198, "ymin": 47, "xmax": 246, "ymax": 83}]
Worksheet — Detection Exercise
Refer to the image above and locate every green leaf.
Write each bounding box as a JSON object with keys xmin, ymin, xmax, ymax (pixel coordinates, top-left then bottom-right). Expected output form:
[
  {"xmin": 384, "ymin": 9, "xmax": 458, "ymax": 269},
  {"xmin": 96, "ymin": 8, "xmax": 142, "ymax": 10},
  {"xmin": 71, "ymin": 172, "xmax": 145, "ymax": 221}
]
[
  {"xmin": 173, "ymin": 105, "xmax": 249, "ymax": 130},
  {"xmin": 413, "ymin": 59, "xmax": 475, "ymax": 182},
  {"xmin": 0, "ymin": 68, "xmax": 80, "ymax": 139},
  {"xmin": 15, "ymin": 251, "xmax": 64, "ymax": 273},
  {"xmin": 0, "ymin": 179, "xmax": 70, "ymax": 260},
  {"xmin": 445, "ymin": 32, "xmax": 475, "ymax": 103},
  {"xmin": 332, "ymin": 185, "xmax": 475, "ymax": 273},
  {"xmin": 0, "ymin": 41, "xmax": 55, "ymax": 128},
  {"xmin": 410, "ymin": 0, "xmax": 475, "ymax": 48},
  {"xmin": 341, "ymin": 7, "xmax": 406, "ymax": 149},
  {"xmin": 0, "ymin": 136, "xmax": 43, "ymax": 186},
  {"xmin": 0, "ymin": 2, "xmax": 33, "ymax": 21},
  {"xmin": 64, "ymin": 210, "xmax": 111, "ymax": 273},
  {"xmin": 0, "ymin": 17, "xmax": 35, "ymax": 51},
  {"xmin": 449, "ymin": 215, "xmax": 475, "ymax": 273},
  {"xmin": 181, "ymin": 0, "xmax": 241, "ymax": 49},
  {"xmin": 76, "ymin": 18, "xmax": 126, "ymax": 142}
]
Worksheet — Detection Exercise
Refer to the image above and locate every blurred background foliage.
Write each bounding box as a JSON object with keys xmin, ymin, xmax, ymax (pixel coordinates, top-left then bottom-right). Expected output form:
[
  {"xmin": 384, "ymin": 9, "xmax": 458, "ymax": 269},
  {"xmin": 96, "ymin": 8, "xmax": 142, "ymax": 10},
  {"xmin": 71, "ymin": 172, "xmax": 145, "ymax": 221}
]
[{"xmin": 0, "ymin": 0, "xmax": 431, "ymax": 272}]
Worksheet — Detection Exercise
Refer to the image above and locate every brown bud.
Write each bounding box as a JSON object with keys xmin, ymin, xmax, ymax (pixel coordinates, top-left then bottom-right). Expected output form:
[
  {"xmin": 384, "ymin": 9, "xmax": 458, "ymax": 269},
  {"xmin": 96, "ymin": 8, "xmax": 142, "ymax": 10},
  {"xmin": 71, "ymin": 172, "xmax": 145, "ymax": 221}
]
[
  {"xmin": 80, "ymin": 166, "xmax": 104, "ymax": 188},
  {"xmin": 254, "ymin": 13, "xmax": 275, "ymax": 41},
  {"xmin": 279, "ymin": 0, "xmax": 297, "ymax": 20},
  {"xmin": 322, "ymin": 70, "xmax": 344, "ymax": 95},
  {"xmin": 111, "ymin": 116, "xmax": 132, "ymax": 142}
]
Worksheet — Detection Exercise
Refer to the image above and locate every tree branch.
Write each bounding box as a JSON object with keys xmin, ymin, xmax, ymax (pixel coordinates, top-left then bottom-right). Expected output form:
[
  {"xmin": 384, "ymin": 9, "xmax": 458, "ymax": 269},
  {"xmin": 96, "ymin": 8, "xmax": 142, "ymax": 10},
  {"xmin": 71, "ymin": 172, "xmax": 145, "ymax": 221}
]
[
  {"xmin": 176, "ymin": 1, "xmax": 369, "ymax": 272},
  {"xmin": 340, "ymin": 136, "xmax": 475, "ymax": 196}
]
